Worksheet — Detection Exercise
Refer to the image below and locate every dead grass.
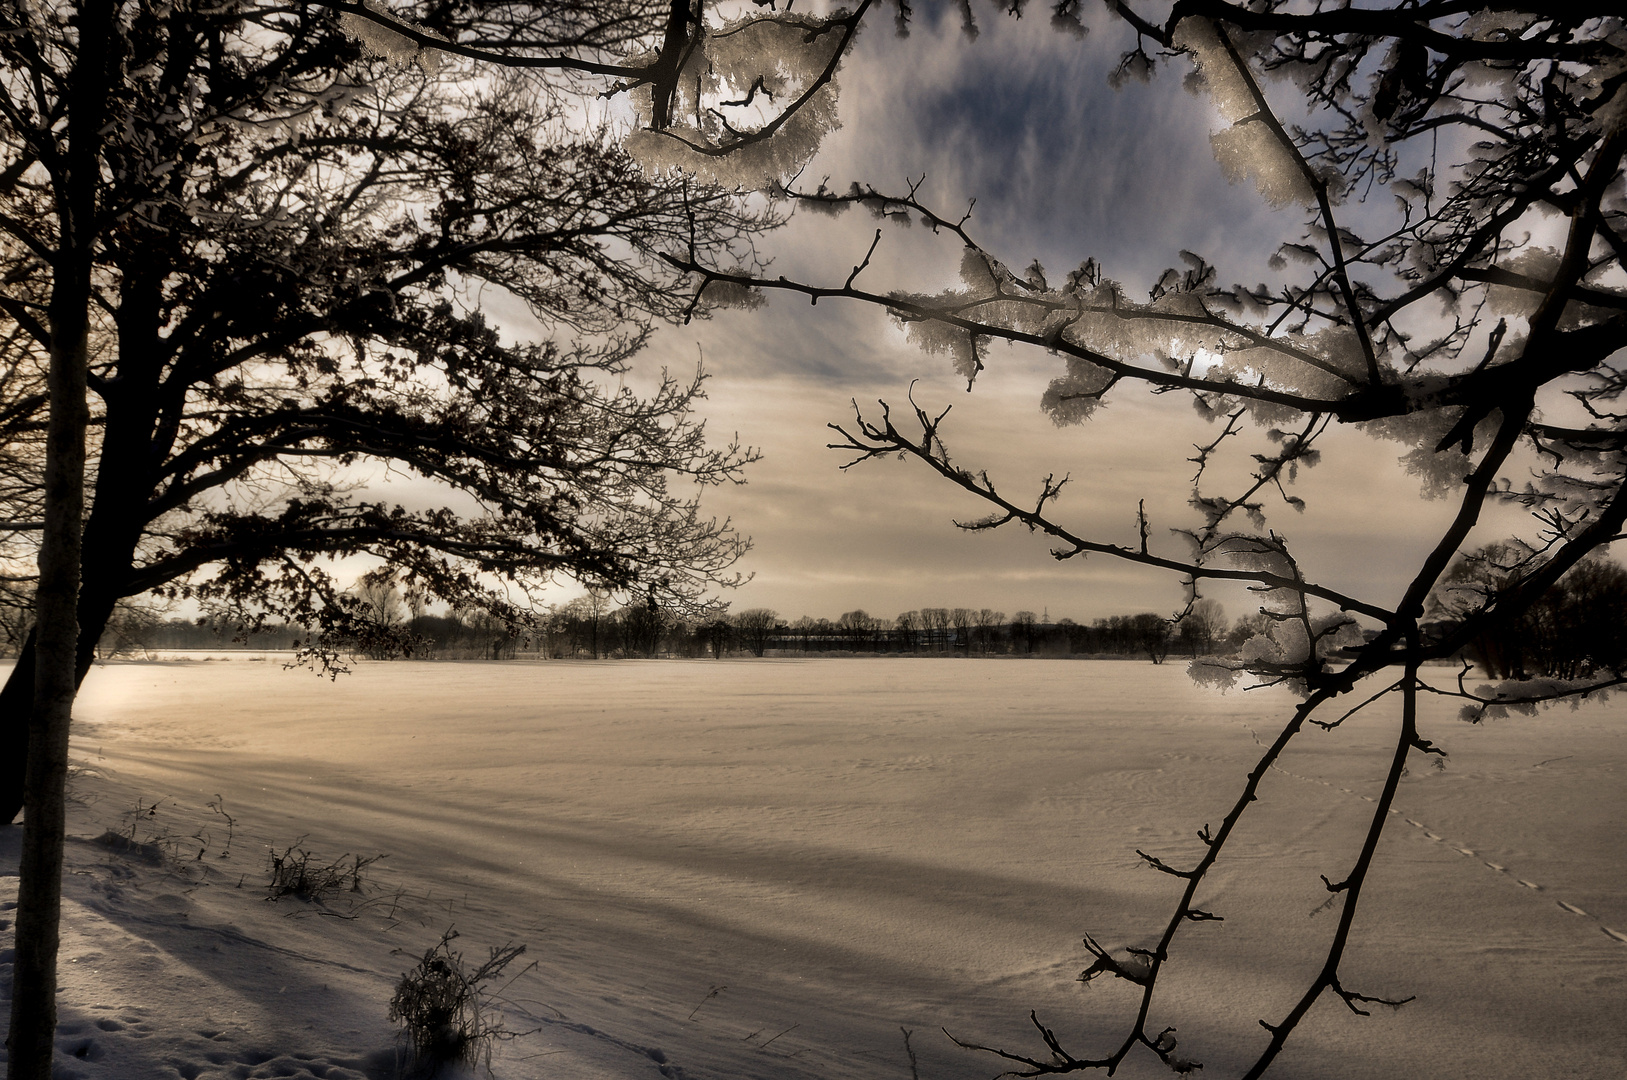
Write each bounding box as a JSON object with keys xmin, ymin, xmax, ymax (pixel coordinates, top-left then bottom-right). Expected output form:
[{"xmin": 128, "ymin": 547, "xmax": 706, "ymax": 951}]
[
  {"xmin": 388, "ymin": 928, "xmax": 534, "ymax": 1077},
  {"xmin": 265, "ymin": 841, "xmax": 384, "ymax": 903}
]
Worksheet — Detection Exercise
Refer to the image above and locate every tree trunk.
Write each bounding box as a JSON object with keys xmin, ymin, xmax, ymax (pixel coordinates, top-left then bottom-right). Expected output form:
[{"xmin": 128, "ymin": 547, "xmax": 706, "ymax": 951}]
[
  {"xmin": 7, "ymin": 1, "xmax": 113, "ymax": 1074},
  {"xmin": 1, "ymin": 591, "xmax": 121, "ymax": 826},
  {"xmin": 8, "ymin": 229, "xmax": 93, "ymax": 1080},
  {"xmin": 0, "ymin": 627, "xmax": 36, "ymax": 825}
]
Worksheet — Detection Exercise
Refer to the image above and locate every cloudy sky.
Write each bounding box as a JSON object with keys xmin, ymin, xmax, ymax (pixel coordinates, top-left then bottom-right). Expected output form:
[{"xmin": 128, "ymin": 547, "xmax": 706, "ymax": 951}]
[
  {"xmin": 535, "ymin": 4, "xmax": 1521, "ymax": 630},
  {"xmin": 620, "ymin": 7, "xmax": 1521, "ymax": 627}
]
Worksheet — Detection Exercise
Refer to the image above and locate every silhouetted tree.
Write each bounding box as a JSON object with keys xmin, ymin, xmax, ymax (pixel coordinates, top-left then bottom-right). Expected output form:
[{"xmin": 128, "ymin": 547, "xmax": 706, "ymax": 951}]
[
  {"xmin": 1177, "ymin": 598, "xmax": 1228, "ymax": 657},
  {"xmin": 967, "ymin": 608, "xmax": 998, "ymax": 654},
  {"xmin": 790, "ymin": 615, "xmax": 819, "ymax": 652},
  {"xmin": 614, "ymin": 595, "xmax": 669, "ymax": 658},
  {"xmin": 1009, "ymin": 610, "xmax": 1038, "ymax": 654},
  {"xmin": 837, "ymin": 609, "xmax": 875, "ymax": 651},
  {"xmin": 0, "ymin": 0, "xmax": 768, "ymax": 814},
  {"xmin": 894, "ymin": 610, "xmax": 920, "ymax": 652},
  {"xmin": 1, "ymin": 0, "xmax": 781, "ymax": 1062},
  {"xmin": 920, "ymin": 607, "xmax": 951, "ymax": 652},
  {"xmin": 733, "ymin": 608, "xmax": 780, "ymax": 657},
  {"xmin": 1434, "ymin": 547, "xmax": 1627, "ymax": 680},
  {"xmin": 1127, "ymin": 612, "xmax": 1173, "ymax": 665},
  {"xmin": 700, "ymin": 617, "xmax": 731, "ymax": 659}
]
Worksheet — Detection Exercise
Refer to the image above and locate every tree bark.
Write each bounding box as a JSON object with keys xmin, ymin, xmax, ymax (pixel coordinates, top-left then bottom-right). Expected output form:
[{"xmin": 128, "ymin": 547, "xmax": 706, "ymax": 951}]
[
  {"xmin": 7, "ymin": 1, "xmax": 113, "ymax": 1074},
  {"xmin": 8, "ymin": 249, "xmax": 92, "ymax": 1080},
  {"xmin": 1, "ymin": 588, "xmax": 122, "ymax": 826},
  {"xmin": 0, "ymin": 628, "xmax": 36, "ymax": 826}
]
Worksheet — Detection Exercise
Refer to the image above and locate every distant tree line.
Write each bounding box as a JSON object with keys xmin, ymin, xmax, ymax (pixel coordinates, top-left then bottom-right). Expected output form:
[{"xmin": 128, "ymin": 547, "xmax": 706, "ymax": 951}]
[
  {"xmin": 38, "ymin": 551, "xmax": 1622, "ymax": 677},
  {"xmin": 69, "ymin": 593, "xmax": 1227, "ymax": 663},
  {"xmin": 717, "ymin": 602, "xmax": 1228, "ymax": 662}
]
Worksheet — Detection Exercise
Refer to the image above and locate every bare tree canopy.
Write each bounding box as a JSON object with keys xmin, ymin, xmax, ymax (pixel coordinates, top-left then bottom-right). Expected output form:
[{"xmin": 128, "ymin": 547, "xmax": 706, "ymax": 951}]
[
  {"xmin": 0, "ymin": 2, "xmax": 775, "ymax": 1065},
  {"xmin": 732, "ymin": 606, "xmax": 780, "ymax": 656},
  {"xmin": 0, "ymin": 0, "xmax": 775, "ymax": 814},
  {"xmin": 548, "ymin": 1, "xmax": 1626, "ymax": 1076}
]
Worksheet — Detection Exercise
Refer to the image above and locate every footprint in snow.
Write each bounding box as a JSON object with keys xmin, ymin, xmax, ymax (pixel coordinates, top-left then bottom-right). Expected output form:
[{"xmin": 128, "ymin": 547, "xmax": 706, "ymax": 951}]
[{"xmin": 1248, "ymin": 752, "xmax": 1627, "ymax": 946}]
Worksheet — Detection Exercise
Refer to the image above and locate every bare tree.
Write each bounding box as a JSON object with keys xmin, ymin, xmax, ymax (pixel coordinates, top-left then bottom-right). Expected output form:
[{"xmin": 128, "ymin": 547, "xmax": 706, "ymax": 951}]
[
  {"xmin": 894, "ymin": 609, "xmax": 920, "ymax": 652},
  {"xmin": 1433, "ymin": 547, "xmax": 1627, "ymax": 680},
  {"xmin": 1, "ymin": 1, "xmax": 770, "ymax": 813},
  {"xmin": 733, "ymin": 607, "xmax": 780, "ymax": 657},
  {"xmin": 837, "ymin": 608, "xmax": 875, "ymax": 651},
  {"xmin": 700, "ymin": 616, "xmax": 731, "ymax": 659},
  {"xmin": 1177, "ymin": 598, "xmax": 1228, "ymax": 657},
  {"xmin": 973, "ymin": 608, "xmax": 1005, "ymax": 655},
  {"xmin": 96, "ymin": 599, "xmax": 167, "ymax": 660},
  {"xmin": 0, "ymin": 1, "xmax": 780, "ymax": 1066},
  {"xmin": 1128, "ymin": 612, "xmax": 1174, "ymax": 666},
  {"xmin": 950, "ymin": 607, "xmax": 973, "ymax": 654},
  {"xmin": 790, "ymin": 614, "xmax": 819, "ymax": 653},
  {"xmin": 920, "ymin": 607, "xmax": 951, "ymax": 652},
  {"xmin": 354, "ymin": 571, "xmax": 407, "ymax": 626},
  {"xmin": 12, "ymin": 0, "xmax": 1625, "ymax": 1074},
  {"xmin": 1010, "ymin": 610, "xmax": 1038, "ymax": 655},
  {"xmin": 613, "ymin": 595, "xmax": 670, "ymax": 658}
]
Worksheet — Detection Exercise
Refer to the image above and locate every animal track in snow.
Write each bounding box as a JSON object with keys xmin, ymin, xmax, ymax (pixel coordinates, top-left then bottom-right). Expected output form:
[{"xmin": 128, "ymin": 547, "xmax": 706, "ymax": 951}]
[{"xmin": 1256, "ymin": 744, "xmax": 1626, "ymax": 946}]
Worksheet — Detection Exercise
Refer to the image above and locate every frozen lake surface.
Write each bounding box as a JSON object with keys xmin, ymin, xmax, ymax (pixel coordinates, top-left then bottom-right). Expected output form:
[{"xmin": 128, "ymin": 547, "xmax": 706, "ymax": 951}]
[{"xmin": 3, "ymin": 657, "xmax": 1624, "ymax": 1079}]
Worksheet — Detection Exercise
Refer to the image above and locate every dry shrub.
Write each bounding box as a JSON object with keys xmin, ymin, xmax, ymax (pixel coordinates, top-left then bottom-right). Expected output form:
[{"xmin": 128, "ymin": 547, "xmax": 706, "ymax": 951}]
[
  {"xmin": 389, "ymin": 929, "xmax": 532, "ymax": 1077},
  {"xmin": 265, "ymin": 842, "xmax": 383, "ymax": 903}
]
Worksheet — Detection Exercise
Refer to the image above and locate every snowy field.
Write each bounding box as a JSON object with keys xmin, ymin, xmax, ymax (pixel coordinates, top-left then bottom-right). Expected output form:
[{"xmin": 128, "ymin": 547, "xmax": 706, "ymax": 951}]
[{"xmin": 1, "ymin": 657, "xmax": 1624, "ymax": 1080}]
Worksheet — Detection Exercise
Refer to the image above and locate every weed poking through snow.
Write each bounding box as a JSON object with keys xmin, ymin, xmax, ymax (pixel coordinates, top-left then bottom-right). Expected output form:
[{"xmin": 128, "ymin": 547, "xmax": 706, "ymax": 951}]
[
  {"xmin": 389, "ymin": 928, "xmax": 534, "ymax": 1077},
  {"xmin": 265, "ymin": 841, "xmax": 384, "ymax": 903}
]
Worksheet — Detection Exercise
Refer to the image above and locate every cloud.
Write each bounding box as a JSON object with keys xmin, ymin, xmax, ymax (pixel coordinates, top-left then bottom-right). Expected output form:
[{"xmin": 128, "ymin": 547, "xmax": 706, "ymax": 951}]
[{"xmin": 816, "ymin": 9, "xmax": 1295, "ymax": 293}]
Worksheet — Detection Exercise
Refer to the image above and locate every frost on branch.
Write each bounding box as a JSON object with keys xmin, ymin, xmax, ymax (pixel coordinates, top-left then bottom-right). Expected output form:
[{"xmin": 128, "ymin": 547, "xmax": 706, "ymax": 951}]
[
  {"xmin": 660, "ymin": 4, "xmax": 1627, "ymax": 1077},
  {"xmin": 699, "ymin": 274, "xmax": 766, "ymax": 311},
  {"xmin": 1360, "ymin": 412, "xmax": 1484, "ymax": 499},
  {"xmin": 1484, "ymin": 247, "xmax": 1562, "ymax": 320},
  {"xmin": 1042, "ymin": 357, "xmax": 1116, "ymax": 425},
  {"xmin": 1209, "ymin": 121, "xmax": 1314, "ymax": 209},
  {"xmin": 625, "ymin": 87, "xmax": 839, "ymax": 187},
  {"xmin": 625, "ymin": 13, "xmax": 849, "ymax": 186},
  {"xmin": 1202, "ymin": 326, "xmax": 1367, "ymax": 399},
  {"xmin": 1188, "ymin": 656, "xmax": 1243, "ymax": 691},
  {"xmin": 1176, "ymin": 17, "xmax": 1313, "ymax": 208},
  {"xmin": 1173, "ymin": 17, "xmax": 1257, "ymax": 124},
  {"xmin": 1458, "ymin": 679, "xmax": 1619, "ymax": 722},
  {"xmin": 339, "ymin": 2, "xmax": 443, "ymax": 73},
  {"xmin": 894, "ymin": 314, "xmax": 984, "ymax": 384}
]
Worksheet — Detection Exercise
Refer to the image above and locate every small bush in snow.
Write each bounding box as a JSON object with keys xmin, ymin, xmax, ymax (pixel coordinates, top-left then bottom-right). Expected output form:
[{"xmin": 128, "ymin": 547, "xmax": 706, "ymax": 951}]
[
  {"xmin": 389, "ymin": 929, "xmax": 532, "ymax": 1077},
  {"xmin": 265, "ymin": 843, "xmax": 383, "ymax": 903}
]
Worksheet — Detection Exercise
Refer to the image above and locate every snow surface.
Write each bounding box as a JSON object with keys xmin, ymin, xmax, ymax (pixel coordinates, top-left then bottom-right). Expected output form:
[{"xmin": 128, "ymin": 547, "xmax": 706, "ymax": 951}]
[{"xmin": 2, "ymin": 657, "xmax": 1624, "ymax": 1080}]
